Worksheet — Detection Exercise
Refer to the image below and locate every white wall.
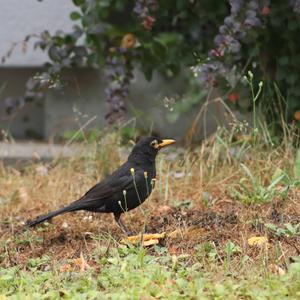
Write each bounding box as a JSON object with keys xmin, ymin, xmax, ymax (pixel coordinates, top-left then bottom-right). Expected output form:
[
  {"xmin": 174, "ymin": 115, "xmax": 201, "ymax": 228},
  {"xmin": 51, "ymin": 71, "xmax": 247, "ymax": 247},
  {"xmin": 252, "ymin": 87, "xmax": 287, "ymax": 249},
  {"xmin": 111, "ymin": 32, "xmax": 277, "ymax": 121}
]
[{"xmin": 0, "ymin": 0, "xmax": 77, "ymax": 66}]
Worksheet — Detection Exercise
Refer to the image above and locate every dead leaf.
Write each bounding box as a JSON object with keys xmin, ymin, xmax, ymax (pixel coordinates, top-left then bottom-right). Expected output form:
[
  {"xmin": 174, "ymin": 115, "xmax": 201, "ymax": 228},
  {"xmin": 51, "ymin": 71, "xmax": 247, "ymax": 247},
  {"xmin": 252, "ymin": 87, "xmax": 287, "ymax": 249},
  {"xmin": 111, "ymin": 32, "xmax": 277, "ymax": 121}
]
[
  {"xmin": 143, "ymin": 239, "xmax": 159, "ymax": 246},
  {"xmin": 168, "ymin": 246, "xmax": 180, "ymax": 255},
  {"xmin": 60, "ymin": 264, "xmax": 72, "ymax": 272},
  {"xmin": 269, "ymin": 264, "xmax": 286, "ymax": 275},
  {"xmin": 248, "ymin": 236, "xmax": 268, "ymax": 247},
  {"xmin": 73, "ymin": 252, "xmax": 90, "ymax": 272},
  {"xmin": 121, "ymin": 232, "xmax": 165, "ymax": 246}
]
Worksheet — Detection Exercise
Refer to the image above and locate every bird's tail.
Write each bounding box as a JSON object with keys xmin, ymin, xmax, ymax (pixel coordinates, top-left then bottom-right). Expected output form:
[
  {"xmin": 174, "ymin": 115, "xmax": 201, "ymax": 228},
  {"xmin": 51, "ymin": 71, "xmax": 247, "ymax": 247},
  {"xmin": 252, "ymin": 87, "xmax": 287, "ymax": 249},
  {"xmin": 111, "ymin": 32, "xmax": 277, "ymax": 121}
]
[{"xmin": 27, "ymin": 205, "xmax": 77, "ymax": 227}]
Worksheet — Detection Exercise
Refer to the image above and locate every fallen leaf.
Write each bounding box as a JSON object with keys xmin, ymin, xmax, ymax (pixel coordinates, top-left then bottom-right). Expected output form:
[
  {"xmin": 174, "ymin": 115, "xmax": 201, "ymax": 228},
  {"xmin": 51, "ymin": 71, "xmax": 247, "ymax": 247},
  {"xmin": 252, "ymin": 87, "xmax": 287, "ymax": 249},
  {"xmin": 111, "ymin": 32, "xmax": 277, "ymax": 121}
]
[
  {"xmin": 168, "ymin": 246, "xmax": 180, "ymax": 255},
  {"xmin": 269, "ymin": 264, "xmax": 286, "ymax": 275},
  {"xmin": 248, "ymin": 236, "xmax": 268, "ymax": 247},
  {"xmin": 73, "ymin": 252, "xmax": 90, "ymax": 272},
  {"xmin": 60, "ymin": 264, "xmax": 72, "ymax": 272},
  {"xmin": 121, "ymin": 232, "xmax": 165, "ymax": 246},
  {"xmin": 142, "ymin": 239, "xmax": 159, "ymax": 246}
]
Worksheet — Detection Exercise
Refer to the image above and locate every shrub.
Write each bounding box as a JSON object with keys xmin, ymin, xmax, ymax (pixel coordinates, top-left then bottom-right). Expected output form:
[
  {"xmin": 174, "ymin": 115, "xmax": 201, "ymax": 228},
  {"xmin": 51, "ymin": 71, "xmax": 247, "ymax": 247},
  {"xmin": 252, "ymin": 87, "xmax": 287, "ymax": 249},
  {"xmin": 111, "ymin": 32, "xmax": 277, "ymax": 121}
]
[{"xmin": 3, "ymin": 0, "xmax": 300, "ymax": 130}]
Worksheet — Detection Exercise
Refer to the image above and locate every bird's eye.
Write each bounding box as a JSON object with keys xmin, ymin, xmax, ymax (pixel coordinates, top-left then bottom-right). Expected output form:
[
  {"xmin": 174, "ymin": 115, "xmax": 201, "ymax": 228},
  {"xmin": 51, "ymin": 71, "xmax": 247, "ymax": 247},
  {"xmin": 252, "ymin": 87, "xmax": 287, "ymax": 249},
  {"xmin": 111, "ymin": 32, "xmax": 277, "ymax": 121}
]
[{"xmin": 150, "ymin": 139, "xmax": 158, "ymax": 148}]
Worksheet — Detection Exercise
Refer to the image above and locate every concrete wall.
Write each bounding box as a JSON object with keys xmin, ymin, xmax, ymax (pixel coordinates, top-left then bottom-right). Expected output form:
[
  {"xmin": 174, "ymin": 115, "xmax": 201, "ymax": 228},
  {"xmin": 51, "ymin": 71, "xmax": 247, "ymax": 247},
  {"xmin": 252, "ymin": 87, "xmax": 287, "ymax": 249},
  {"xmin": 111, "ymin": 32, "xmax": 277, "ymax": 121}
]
[
  {"xmin": 0, "ymin": 0, "xmax": 77, "ymax": 66},
  {"xmin": 0, "ymin": 67, "xmax": 229, "ymax": 141},
  {"xmin": 0, "ymin": 68, "xmax": 44, "ymax": 139}
]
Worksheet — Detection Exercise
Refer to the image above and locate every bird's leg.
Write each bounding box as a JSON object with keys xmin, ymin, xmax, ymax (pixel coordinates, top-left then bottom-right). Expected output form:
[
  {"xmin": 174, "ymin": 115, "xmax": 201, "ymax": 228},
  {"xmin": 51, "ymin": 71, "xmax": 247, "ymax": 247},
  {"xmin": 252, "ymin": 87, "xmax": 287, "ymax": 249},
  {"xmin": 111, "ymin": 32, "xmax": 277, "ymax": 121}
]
[{"xmin": 114, "ymin": 213, "xmax": 132, "ymax": 236}]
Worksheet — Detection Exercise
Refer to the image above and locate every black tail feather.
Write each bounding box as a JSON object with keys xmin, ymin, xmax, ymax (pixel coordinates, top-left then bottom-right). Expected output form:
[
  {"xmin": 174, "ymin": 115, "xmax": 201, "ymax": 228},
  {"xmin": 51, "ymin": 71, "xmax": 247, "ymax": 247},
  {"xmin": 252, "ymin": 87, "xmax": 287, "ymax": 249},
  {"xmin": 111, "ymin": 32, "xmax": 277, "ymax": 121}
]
[{"xmin": 27, "ymin": 205, "xmax": 76, "ymax": 227}]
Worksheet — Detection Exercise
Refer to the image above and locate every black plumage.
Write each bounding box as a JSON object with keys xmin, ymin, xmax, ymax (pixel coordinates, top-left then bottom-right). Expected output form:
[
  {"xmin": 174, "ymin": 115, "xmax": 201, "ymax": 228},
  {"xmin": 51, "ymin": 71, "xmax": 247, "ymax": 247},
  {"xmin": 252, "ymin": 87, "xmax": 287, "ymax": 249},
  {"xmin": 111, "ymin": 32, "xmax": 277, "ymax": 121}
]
[{"xmin": 27, "ymin": 136, "xmax": 175, "ymax": 234}]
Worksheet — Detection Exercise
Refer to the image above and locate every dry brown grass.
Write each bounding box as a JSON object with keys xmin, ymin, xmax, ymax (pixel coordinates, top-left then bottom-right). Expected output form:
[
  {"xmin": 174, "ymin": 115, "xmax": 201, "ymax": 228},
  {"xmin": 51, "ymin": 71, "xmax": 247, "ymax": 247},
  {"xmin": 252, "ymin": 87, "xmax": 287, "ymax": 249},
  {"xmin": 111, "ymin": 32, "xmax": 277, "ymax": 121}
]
[{"xmin": 0, "ymin": 131, "xmax": 300, "ymax": 272}]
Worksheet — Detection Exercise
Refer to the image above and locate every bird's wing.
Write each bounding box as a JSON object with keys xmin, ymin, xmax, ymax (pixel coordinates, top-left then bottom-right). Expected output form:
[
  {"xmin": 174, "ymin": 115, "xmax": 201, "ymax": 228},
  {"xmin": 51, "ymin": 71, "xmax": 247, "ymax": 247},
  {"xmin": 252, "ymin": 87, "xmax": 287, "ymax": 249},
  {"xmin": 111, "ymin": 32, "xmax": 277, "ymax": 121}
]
[{"xmin": 69, "ymin": 170, "xmax": 141, "ymax": 210}]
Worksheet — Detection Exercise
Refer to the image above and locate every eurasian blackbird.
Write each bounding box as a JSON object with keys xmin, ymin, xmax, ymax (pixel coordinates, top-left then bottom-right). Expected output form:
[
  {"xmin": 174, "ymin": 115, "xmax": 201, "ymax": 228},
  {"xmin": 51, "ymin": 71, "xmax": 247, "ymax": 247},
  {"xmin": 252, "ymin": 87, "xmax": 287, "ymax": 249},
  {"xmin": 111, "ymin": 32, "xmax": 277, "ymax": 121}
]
[{"xmin": 27, "ymin": 136, "xmax": 175, "ymax": 234}]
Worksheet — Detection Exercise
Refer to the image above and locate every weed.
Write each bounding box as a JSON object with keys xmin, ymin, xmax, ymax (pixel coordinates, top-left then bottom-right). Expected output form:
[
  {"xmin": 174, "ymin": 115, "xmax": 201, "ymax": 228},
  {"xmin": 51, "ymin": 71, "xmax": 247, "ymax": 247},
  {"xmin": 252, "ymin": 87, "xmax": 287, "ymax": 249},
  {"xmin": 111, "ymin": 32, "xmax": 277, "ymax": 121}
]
[
  {"xmin": 229, "ymin": 163, "xmax": 290, "ymax": 204},
  {"xmin": 265, "ymin": 223, "xmax": 300, "ymax": 238},
  {"xmin": 224, "ymin": 241, "xmax": 242, "ymax": 273}
]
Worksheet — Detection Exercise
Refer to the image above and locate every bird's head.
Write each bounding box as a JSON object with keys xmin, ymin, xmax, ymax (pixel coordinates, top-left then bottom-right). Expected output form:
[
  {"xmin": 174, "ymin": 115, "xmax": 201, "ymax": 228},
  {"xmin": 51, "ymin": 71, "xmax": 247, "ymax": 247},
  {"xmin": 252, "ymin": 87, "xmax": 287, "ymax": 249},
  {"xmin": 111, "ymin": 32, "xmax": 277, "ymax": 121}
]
[{"xmin": 128, "ymin": 136, "xmax": 175, "ymax": 162}]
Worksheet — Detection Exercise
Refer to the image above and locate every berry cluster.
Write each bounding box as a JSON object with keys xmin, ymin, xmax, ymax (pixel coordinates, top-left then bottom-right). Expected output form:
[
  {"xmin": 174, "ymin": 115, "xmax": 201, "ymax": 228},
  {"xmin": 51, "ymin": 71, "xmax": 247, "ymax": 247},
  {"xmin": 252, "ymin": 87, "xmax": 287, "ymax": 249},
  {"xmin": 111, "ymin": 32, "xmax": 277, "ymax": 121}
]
[
  {"xmin": 134, "ymin": 0, "xmax": 157, "ymax": 30},
  {"xmin": 196, "ymin": 0, "xmax": 262, "ymax": 88}
]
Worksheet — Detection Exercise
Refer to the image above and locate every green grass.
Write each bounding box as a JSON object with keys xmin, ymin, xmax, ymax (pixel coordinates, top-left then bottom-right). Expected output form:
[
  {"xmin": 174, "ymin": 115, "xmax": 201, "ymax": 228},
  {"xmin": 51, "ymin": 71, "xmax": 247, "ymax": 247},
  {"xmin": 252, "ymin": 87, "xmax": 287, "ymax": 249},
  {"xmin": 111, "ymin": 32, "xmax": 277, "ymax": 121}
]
[
  {"xmin": 1, "ymin": 247, "xmax": 300, "ymax": 300},
  {"xmin": 1, "ymin": 127, "xmax": 300, "ymax": 299}
]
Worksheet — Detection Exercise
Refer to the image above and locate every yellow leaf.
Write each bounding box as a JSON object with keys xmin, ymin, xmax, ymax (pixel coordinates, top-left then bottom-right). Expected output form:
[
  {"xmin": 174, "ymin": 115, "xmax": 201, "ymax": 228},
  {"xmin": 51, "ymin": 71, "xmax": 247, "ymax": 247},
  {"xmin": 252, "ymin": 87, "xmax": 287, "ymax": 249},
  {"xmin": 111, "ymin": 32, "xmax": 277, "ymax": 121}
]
[
  {"xmin": 121, "ymin": 232, "xmax": 165, "ymax": 246},
  {"xmin": 248, "ymin": 236, "xmax": 268, "ymax": 246},
  {"xmin": 142, "ymin": 239, "xmax": 159, "ymax": 246}
]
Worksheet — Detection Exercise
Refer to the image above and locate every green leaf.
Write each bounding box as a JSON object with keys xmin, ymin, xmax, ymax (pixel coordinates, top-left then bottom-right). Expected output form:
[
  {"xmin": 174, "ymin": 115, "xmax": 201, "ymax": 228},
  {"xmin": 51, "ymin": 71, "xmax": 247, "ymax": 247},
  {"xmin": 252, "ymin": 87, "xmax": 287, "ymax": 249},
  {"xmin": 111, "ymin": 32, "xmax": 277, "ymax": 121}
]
[
  {"xmin": 48, "ymin": 46, "xmax": 61, "ymax": 61},
  {"xmin": 70, "ymin": 11, "xmax": 82, "ymax": 20},
  {"xmin": 151, "ymin": 41, "xmax": 167, "ymax": 60},
  {"xmin": 267, "ymin": 174, "xmax": 285, "ymax": 191},
  {"xmin": 72, "ymin": 0, "xmax": 84, "ymax": 6},
  {"xmin": 240, "ymin": 163, "xmax": 256, "ymax": 187},
  {"xmin": 287, "ymin": 73, "xmax": 298, "ymax": 85},
  {"xmin": 278, "ymin": 56, "xmax": 289, "ymax": 66},
  {"xmin": 155, "ymin": 33, "xmax": 184, "ymax": 46}
]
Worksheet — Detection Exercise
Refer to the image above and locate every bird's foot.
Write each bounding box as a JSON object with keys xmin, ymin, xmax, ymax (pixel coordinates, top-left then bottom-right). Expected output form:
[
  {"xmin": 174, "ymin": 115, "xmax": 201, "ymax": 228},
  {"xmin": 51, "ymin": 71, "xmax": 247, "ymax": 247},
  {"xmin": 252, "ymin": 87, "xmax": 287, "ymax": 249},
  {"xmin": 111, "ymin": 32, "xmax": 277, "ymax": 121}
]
[{"xmin": 114, "ymin": 213, "xmax": 133, "ymax": 236}]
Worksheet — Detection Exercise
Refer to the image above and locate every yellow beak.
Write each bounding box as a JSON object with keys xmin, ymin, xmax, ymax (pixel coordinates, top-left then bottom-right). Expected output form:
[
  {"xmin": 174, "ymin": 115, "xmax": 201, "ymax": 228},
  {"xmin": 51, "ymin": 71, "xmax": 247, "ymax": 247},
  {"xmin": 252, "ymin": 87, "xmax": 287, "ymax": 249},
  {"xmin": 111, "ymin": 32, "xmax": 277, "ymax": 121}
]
[{"xmin": 157, "ymin": 139, "xmax": 176, "ymax": 149}]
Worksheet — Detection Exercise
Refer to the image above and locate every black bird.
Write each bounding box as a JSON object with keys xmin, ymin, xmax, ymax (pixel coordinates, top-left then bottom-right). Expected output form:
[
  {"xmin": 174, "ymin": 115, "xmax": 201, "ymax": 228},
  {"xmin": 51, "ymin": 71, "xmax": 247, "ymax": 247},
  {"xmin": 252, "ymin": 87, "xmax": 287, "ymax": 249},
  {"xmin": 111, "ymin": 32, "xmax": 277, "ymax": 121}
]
[{"xmin": 27, "ymin": 136, "xmax": 175, "ymax": 234}]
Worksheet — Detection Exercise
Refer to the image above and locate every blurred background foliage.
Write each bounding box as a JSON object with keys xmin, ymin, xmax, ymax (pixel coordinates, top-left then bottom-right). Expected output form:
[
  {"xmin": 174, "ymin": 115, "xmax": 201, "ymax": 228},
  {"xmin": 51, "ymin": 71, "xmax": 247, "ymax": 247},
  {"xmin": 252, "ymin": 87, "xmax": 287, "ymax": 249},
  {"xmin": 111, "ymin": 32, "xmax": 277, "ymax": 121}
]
[{"xmin": 4, "ymin": 0, "xmax": 300, "ymax": 135}]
